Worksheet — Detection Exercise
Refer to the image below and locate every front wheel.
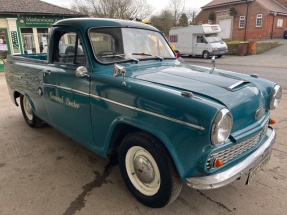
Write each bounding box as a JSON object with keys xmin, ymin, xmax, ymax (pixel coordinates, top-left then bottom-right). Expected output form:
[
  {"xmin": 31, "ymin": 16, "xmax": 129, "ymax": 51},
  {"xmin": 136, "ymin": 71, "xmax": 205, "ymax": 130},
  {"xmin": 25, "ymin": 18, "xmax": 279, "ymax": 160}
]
[
  {"xmin": 202, "ymin": 51, "xmax": 210, "ymax": 59},
  {"xmin": 20, "ymin": 94, "xmax": 43, "ymax": 128},
  {"xmin": 118, "ymin": 132, "xmax": 182, "ymax": 208}
]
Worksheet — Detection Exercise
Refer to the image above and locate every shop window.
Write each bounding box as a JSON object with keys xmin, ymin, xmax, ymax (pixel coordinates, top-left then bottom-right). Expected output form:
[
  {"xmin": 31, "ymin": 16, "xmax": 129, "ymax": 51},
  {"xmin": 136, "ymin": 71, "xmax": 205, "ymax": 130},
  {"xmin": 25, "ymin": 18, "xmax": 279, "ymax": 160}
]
[
  {"xmin": 52, "ymin": 31, "xmax": 86, "ymax": 65},
  {"xmin": 239, "ymin": 16, "xmax": 245, "ymax": 28},
  {"xmin": 0, "ymin": 31, "xmax": 8, "ymax": 52},
  {"xmin": 277, "ymin": 19, "xmax": 283, "ymax": 28},
  {"xmin": 256, "ymin": 14, "xmax": 262, "ymax": 27},
  {"xmin": 37, "ymin": 28, "xmax": 49, "ymax": 53},
  {"xmin": 21, "ymin": 28, "xmax": 36, "ymax": 54}
]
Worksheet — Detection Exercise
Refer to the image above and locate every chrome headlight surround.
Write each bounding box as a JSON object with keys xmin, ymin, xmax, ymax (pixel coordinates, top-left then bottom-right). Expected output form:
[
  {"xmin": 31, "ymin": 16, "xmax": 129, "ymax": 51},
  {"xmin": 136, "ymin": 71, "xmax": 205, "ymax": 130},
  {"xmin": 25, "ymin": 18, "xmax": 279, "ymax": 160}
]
[
  {"xmin": 211, "ymin": 108, "xmax": 233, "ymax": 146},
  {"xmin": 270, "ymin": 85, "xmax": 282, "ymax": 110}
]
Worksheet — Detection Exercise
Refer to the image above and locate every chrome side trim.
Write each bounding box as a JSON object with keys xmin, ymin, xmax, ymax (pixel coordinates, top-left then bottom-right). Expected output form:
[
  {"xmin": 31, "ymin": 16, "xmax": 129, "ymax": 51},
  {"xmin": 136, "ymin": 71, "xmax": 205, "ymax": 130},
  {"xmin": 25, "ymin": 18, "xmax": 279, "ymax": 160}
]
[
  {"xmin": 42, "ymin": 83, "xmax": 204, "ymax": 130},
  {"xmin": 227, "ymin": 80, "xmax": 249, "ymax": 91},
  {"xmin": 186, "ymin": 127, "xmax": 276, "ymax": 189},
  {"xmin": 43, "ymin": 83, "xmax": 90, "ymax": 96},
  {"xmin": 90, "ymin": 94, "xmax": 205, "ymax": 131}
]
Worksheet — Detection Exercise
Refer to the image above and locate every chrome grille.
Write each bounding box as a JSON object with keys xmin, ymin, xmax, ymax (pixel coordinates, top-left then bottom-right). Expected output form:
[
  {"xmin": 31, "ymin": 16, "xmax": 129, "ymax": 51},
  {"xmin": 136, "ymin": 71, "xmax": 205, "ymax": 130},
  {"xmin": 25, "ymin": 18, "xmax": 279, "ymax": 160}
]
[{"xmin": 207, "ymin": 122, "xmax": 269, "ymax": 170}]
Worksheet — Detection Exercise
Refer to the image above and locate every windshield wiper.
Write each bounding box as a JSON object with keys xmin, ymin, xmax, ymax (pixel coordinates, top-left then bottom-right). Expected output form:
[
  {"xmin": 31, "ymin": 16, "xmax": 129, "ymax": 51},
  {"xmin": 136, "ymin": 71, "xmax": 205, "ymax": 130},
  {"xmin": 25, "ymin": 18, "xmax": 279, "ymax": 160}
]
[
  {"xmin": 132, "ymin": 53, "xmax": 163, "ymax": 61},
  {"xmin": 132, "ymin": 53, "xmax": 152, "ymax": 56},
  {"xmin": 102, "ymin": 54, "xmax": 126, "ymax": 58}
]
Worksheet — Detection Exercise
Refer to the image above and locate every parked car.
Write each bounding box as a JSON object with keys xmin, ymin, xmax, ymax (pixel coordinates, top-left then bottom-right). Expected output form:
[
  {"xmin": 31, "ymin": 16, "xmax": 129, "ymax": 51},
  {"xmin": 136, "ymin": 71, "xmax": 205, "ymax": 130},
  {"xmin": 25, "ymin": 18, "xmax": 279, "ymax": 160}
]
[
  {"xmin": 284, "ymin": 28, "xmax": 287, "ymax": 39},
  {"xmin": 5, "ymin": 18, "xmax": 282, "ymax": 208}
]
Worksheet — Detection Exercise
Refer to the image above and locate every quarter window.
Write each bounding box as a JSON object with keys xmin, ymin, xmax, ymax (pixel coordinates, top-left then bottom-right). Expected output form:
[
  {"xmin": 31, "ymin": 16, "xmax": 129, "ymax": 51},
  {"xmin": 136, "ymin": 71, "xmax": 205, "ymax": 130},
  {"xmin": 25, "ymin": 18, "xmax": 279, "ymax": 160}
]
[
  {"xmin": 170, "ymin": 35, "xmax": 178, "ymax": 42},
  {"xmin": 239, "ymin": 16, "xmax": 245, "ymax": 28},
  {"xmin": 256, "ymin": 14, "xmax": 262, "ymax": 27}
]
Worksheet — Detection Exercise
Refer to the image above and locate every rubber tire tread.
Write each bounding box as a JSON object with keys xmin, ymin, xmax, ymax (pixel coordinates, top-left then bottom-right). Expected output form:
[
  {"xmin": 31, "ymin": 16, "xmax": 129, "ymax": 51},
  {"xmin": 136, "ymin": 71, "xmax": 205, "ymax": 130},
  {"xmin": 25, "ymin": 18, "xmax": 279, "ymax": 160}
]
[
  {"xmin": 203, "ymin": 51, "xmax": 210, "ymax": 59},
  {"xmin": 20, "ymin": 94, "xmax": 43, "ymax": 128},
  {"xmin": 118, "ymin": 131, "xmax": 182, "ymax": 208}
]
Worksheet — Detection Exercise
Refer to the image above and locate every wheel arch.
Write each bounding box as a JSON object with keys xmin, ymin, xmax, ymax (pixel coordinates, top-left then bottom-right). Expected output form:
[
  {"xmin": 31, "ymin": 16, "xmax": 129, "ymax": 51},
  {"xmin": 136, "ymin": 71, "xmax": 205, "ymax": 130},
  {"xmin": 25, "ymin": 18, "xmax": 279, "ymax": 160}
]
[{"xmin": 105, "ymin": 118, "xmax": 184, "ymax": 178}]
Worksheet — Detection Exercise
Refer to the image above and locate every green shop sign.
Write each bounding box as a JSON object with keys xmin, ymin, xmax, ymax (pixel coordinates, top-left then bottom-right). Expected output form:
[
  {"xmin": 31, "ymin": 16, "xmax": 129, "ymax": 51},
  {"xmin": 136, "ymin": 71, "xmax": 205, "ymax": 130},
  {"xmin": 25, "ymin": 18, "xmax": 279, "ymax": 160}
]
[{"xmin": 18, "ymin": 16, "xmax": 65, "ymax": 27}]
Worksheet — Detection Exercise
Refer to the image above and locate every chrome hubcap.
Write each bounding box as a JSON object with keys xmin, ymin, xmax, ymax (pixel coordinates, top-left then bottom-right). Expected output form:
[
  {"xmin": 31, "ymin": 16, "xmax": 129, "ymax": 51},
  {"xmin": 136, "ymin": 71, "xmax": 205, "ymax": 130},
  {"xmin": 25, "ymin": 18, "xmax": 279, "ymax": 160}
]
[
  {"xmin": 134, "ymin": 155, "xmax": 155, "ymax": 184},
  {"xmin": 23, "ymin": 96, "xmax": 33, "ymax": 120},
  {"xmin": 125, "ymin": 146, "xmax": 161, "ymax": 196}
]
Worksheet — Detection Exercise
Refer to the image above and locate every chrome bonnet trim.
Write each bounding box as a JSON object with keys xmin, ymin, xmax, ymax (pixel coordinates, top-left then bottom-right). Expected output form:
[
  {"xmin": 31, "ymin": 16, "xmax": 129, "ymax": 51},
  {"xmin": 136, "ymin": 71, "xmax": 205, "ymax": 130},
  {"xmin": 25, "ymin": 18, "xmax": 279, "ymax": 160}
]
[
  {"xmin": 227, "ymin": 80, "xmax": 249, "ymax": 91},
  {"xmin": 186, "ymin": 127, "xmax": 276, "ymax": 189},
  {"xmin": 90, "ymin": 94, "xmax": 205, "ymax": 131}
]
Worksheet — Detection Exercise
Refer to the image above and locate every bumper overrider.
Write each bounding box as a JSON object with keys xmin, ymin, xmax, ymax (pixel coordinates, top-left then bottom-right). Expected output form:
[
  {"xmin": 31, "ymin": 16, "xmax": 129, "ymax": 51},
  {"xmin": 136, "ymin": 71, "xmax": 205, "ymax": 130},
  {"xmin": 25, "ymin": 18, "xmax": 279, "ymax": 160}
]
[{"xmin": 186, "ymin": 127, "xmax": 276, "ymax": 190}]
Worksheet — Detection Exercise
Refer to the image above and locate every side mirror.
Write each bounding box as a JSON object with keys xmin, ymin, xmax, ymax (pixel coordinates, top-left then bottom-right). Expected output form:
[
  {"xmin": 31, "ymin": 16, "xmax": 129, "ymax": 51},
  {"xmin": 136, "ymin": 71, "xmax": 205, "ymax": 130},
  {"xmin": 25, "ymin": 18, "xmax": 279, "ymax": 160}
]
[
  {"xmin": 75, "ymin": 66, "xmax": 89, "ymax": 78},
  {"xmin": 113, "ymin": 64, "xmax": 127, "ymax": 86}
]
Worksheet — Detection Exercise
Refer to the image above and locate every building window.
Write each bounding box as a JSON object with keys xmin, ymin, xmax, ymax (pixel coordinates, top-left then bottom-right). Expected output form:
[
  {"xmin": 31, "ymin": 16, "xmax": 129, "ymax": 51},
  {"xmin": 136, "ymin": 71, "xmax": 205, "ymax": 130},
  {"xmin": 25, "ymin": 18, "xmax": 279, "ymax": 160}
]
[
  {"xmin": 170, "ymin": 35, "xmax": 178, "ymax": 42},
  {"xmin": 208, "ymin": 20, "xmax": 212, "ymax": 24},
  {"xmin": 37, "ymin": 28, "xmax": 49, "ymax": 53},
  {"xmin": 239, "ymin": 16, "xmax": 245, "ymax": 28},
  {"xmin": 198, "ymin": 21, "xmax": 202, "ymax": 25},
  {"xmin": 256, "ymin": 14, "xmax": 262, "ymax": 27},
  {"xmin": 21, "ymin": 28, "xmax": 36, "ymax": 54},
  {"xmin": 277, "ymin": 19, "xmax": 283, "ymax": 28}
]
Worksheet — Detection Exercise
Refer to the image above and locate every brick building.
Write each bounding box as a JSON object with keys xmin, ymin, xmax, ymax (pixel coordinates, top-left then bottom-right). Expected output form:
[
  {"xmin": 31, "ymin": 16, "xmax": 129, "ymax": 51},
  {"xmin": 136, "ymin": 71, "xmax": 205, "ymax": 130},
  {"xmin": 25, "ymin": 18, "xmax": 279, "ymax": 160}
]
[{"xmin": 193, "ymin": 0, "xmax": 287, "ymax": 40}]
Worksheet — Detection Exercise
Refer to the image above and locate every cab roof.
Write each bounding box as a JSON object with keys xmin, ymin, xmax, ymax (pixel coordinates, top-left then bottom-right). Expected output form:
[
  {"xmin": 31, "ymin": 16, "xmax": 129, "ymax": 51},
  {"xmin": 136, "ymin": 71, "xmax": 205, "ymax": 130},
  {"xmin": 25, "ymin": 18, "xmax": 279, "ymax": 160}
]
[{"xmin": 53, "ymin": 18, "xmax": 158, "ymax": 32}]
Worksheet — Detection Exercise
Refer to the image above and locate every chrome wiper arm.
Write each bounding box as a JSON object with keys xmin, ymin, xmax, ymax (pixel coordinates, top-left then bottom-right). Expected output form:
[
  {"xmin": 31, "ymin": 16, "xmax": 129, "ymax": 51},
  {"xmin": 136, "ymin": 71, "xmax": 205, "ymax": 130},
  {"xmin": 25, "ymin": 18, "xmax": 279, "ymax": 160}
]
[
  {"xmin": 132, "ymin": 53, "xmax": 163, "ymax": 61},
  {"xmin": 132, "ymin": 53, "xmax": 152, "ymax": 56},
  {"xmin": 128, "ymin": 58, "xmax": 139, "ymax": 63},
  {"xmin": 102, "ymin": 54, "xmax": 126, "ymax": 58}
]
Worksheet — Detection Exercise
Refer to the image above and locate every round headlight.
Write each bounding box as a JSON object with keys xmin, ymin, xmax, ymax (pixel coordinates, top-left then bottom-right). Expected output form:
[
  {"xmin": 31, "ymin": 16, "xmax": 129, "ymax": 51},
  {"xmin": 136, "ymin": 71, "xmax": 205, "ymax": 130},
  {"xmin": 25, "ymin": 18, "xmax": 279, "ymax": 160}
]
[
  {"xmin": 211, "ymin": 108, "xmax": 233, "ymax": 146},
  {"xmin": 270, "ymin": 85, "xmax": 282, "ymax": 110}
]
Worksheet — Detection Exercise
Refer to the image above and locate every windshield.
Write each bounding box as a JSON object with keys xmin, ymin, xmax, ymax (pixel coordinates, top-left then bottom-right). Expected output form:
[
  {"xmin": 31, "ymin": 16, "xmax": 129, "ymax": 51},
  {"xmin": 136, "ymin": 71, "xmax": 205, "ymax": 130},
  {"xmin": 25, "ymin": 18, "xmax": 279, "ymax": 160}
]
[
  {"xmin": 89, "ymin": 27, "xmax": 175, "ymax": 64},
  {"xmin": 204, "ymin": 34, "xmax": 222, "ymax": 43}
]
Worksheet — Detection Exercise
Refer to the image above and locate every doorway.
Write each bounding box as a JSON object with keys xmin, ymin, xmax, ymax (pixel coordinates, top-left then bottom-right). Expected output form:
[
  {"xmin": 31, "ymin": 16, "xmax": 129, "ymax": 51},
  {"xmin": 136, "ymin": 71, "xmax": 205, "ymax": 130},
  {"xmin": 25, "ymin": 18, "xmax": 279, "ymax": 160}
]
[{"xmin": 218, "ymin": 19, "xmax": 232, "ymax": 39}]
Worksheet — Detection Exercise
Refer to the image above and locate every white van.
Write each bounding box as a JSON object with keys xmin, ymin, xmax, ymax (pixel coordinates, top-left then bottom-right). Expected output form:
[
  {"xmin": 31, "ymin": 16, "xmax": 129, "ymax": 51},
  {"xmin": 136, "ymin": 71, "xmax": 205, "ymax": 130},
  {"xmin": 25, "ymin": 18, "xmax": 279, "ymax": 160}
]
[{"xmin": 169, "ymin": 24, "xmax": 228, "ymax": 58}]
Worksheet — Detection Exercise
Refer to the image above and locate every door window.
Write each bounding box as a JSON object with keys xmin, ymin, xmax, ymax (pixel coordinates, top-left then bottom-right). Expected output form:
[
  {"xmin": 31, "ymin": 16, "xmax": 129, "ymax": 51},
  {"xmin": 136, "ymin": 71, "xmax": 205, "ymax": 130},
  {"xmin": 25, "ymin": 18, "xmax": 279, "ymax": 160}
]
[{"xmin": 52, "ymin": 31, "xmax": 86, "ymax": 65}]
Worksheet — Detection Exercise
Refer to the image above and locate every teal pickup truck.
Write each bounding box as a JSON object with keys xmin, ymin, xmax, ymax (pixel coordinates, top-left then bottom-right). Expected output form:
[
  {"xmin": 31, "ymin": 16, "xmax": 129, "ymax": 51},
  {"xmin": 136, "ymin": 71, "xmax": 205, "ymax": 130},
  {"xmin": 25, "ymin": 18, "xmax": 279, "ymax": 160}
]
[{"xmin": 5, "ymin": 18, "xmax": 282, "ymax": 208}]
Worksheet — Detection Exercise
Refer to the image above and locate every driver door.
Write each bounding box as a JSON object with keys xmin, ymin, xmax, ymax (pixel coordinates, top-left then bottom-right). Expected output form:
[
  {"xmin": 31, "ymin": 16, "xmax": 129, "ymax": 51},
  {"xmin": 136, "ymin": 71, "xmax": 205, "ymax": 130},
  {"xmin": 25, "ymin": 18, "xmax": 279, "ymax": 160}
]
[{"xmin": 44, "ymin": 27, "xmax": 94, "ymax": 146}]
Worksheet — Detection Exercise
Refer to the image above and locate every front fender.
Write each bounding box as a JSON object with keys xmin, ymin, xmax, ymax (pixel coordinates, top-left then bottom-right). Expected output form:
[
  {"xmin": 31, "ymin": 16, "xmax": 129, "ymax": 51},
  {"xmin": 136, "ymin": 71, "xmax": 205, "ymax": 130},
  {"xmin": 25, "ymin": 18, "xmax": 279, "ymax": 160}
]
[{"xmin": 103, "ymin": 116, "xmax": 185, "ymax": 177}]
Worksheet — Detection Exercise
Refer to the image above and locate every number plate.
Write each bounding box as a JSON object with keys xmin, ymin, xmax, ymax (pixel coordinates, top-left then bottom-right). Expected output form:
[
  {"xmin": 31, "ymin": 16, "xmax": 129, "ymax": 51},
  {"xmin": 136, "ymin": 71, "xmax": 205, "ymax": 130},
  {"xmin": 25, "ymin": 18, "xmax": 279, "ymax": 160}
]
[{"xmin": 246, "ymin": 153, "xmax": 271, "ymax": 185}]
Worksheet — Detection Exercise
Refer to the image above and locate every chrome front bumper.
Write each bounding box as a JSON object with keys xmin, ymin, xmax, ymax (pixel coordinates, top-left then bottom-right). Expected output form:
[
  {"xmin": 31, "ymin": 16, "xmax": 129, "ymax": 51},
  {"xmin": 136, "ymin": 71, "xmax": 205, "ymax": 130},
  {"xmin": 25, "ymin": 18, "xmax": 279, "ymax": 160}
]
[{"xmin": 186, "ymin": 127, "xmax": 276, "ymax": 190}]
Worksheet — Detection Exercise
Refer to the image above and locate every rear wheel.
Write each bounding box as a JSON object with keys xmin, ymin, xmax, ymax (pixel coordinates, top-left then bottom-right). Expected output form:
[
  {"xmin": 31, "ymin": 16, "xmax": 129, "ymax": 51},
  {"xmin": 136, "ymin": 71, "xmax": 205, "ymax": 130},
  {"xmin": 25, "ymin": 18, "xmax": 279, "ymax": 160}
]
[
  {"xmin": 118, "ymin": 132, "xmax": 182, "ymax": 208},
  {"xmin": 20, "ymin": 94, "xmax": 43, "ymax": 128},
  {"xmin": 202, "ymin": 51, "xmax": 210, "ymax": 59}
]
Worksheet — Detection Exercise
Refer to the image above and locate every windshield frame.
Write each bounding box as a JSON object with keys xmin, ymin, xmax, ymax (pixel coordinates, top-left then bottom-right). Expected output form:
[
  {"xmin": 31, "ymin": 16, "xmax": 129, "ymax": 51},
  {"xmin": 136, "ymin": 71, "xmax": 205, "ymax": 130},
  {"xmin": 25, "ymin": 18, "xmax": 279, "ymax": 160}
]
[
  {"xmin": 88, "ymin": 26, "xmax": 176, "ymax": 65},
  {"xmin": 204, "ymin": 34, "xmax": 223, "ymax": 43}
]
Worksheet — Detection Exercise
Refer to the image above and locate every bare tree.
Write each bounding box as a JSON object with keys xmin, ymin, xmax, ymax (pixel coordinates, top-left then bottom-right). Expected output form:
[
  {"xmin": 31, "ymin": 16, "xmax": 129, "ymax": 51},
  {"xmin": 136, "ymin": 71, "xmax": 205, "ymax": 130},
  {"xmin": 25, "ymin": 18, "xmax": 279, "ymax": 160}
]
[
  {"xmin": 150, "ymin": 10, "xmax": 174, "ymax": 37},
  {"xmin": 168, "ymin": 0, "xmax": 186, "ymax": 26},
  {"xmin": 71, "ymin": 0, "xmax": 152, "ymax": 20}
]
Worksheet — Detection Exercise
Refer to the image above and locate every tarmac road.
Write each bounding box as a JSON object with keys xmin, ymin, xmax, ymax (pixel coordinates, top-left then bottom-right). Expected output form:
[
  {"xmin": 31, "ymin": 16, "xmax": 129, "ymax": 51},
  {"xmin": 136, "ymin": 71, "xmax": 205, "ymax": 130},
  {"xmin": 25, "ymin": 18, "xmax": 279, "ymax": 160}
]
[{"xmin": 0, "ymin": 46, "xmax": 287, "ymax": 214}]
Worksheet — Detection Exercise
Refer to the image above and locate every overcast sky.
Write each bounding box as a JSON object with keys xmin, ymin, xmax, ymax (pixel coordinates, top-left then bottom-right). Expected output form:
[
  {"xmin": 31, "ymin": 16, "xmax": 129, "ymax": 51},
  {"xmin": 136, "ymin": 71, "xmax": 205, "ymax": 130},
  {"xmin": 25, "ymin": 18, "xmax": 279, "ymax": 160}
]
[{"xmin": 41, "ymin": 0, "xmax": 212, "ymax": 14}]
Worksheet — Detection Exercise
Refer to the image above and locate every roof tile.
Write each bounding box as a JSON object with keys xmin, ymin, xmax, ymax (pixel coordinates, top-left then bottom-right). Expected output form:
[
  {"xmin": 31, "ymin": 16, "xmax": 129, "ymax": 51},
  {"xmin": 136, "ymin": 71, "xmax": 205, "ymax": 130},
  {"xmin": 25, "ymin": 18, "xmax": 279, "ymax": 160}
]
[
  {"xmin": 202, "ymin": 0, "xmax": 287, "ymax": 14},
  {"xmin": 0, "ymin": 0, "xmax": 82, "ymax": 16}
]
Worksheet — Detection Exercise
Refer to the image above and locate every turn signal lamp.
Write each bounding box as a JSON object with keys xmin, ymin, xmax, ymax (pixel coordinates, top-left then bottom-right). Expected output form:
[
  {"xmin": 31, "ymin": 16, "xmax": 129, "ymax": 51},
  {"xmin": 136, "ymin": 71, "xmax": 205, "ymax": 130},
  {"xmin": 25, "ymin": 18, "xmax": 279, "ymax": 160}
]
[
  {"xmin": 214, "ymin": 159, "xmax": 223, "ymax": 168},
  {"xmin": 269, "ymin": 118, "xmax": 276, "ymax": 125}
]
